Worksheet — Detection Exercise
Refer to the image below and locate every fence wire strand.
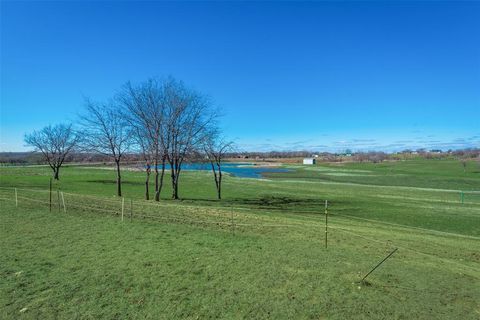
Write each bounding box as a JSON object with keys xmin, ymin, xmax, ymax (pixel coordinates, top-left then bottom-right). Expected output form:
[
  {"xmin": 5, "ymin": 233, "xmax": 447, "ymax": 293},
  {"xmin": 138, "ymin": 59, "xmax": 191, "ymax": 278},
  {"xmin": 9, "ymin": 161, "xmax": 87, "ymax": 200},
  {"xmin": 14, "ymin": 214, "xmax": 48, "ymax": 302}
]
[{"xmin": 1, "ymin": 186, "xmax": 479, "ymax": 277}]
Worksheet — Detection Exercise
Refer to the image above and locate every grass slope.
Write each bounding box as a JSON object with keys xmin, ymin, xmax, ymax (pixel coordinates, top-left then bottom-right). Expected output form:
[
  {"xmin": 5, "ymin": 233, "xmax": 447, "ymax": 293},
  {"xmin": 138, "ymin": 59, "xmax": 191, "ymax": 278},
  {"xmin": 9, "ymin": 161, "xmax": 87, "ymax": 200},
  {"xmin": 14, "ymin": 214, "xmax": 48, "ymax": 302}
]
[
  {"xmin": 269, "ymin": 159, "xmax": 480, "ymax": 191},
  {"xmin": 0, "ymin": 159, "xmax": 479, "ymax": 319}
]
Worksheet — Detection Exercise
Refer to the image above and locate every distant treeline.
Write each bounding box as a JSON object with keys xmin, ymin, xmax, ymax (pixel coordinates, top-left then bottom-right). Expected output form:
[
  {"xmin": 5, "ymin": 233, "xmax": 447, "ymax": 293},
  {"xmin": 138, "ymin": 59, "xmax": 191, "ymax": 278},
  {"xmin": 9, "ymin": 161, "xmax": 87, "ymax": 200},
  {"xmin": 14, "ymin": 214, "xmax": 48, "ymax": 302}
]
[
  {"xmin": 2, "ymin": 148, "xmax": 479, "ymax": 165},
  {"xmin": 232, "ymin": 149, "xmax": 480, "ymax": 163},
  {"xmin": 0, "ymin": 152, "xmax": 155, "ymax": 166}
]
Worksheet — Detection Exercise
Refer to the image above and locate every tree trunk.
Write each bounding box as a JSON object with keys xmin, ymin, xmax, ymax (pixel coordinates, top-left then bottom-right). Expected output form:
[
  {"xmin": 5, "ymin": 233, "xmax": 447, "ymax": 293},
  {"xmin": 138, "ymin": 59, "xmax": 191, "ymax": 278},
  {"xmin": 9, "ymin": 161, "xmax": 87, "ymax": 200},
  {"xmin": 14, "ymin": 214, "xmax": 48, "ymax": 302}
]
[
  {"xmin": 171, "ymin": 160, "xmax": 180, "ymax": 200},
  {"xmin": 217, "ymin": 167, "xmax": 222, "ymax": 200},
  {"xmin": 53, "ymin": 167, "xmax": 60, "ymax": 180},
  {"xmin": 170, "ymin": 161, "xmax": 177, "ymax": 199},
  {"xmin": 158, "ymin": 156, "xmax": 166, "ymax": 200},
  {"xmin": 155, "ymin": 169, "xmax": 160, "ymax": 201},
  {"xmin": 145, "ymin": 172, "xmax": 150, "ymax": 200},
  {"xmin": 154, "ymin": 167, "xmax": 160, "ymax": 202},
  {"xmin": 173, "ymin": 179, "xmax": 179, "ymax": 200},
  {"xmin": 209, "ymin": 160, "xmax": 221, "ymax": 200},
  {"xmin": 115, "ymin": 160, "xmax": 122, "ymax": 197},
  {"xmin": 210, "ymin": 161, "xmax": 219, "ymax": 190}
]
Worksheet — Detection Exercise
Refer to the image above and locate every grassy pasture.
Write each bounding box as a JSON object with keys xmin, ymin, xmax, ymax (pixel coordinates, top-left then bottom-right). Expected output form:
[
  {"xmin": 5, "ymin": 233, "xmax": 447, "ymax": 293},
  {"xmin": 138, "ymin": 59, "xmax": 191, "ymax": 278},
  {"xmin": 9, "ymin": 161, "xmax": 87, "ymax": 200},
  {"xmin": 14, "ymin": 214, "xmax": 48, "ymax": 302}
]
[
  {"xmin": 267, "ymin": 158, "xmax": 480, "ymax": 191},
  {"xmin": 0, "ymin": 159, "xmax": 479, "ymax": 319}
]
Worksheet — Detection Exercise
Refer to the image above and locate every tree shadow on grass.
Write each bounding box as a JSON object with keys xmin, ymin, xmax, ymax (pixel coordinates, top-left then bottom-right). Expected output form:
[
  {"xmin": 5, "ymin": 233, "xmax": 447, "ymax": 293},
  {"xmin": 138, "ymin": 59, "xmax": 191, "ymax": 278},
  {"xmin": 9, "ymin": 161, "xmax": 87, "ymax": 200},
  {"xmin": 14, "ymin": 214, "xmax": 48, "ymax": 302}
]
[
  {"xmin": 87, "ymin": 180, "xmax": 144, "ymax": 186},
  {"xmin": 235, "ymin": 196, "xmax": 359, "ymax": 214},
  {"xmin": 229, "ymin": 195, "xmax": 325, "ymax": 209},
  {"xmin": 182, "ymin": 195, "xmax": 351, "ymax": 215},
  {"xmin": 237, "ymin": 199, "xmax": 361, "ymax": 219},
  {"xmin": 133, "ymin": 194, "xmax": 363, "ymax": 217}
]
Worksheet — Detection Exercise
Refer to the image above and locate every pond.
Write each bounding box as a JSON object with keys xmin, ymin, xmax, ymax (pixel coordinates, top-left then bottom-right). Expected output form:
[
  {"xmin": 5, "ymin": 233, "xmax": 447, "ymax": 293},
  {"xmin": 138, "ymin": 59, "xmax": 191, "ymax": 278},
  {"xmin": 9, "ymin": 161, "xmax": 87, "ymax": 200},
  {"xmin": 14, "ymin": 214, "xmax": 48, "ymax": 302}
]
[{"xmin": 155, "ymin": 162, "xmax": 291, "ymax": 179}]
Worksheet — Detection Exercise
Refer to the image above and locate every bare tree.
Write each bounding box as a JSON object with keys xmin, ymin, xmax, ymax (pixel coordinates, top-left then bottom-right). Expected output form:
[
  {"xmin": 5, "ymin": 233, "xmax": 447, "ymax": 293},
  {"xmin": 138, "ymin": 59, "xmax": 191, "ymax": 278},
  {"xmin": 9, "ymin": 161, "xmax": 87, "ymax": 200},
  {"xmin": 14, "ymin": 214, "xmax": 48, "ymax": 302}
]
[
  {"xmin": 203, "ymin": 130, "xmax": 233, "ymax": 200},
  {"xmin": 24, "ymin": 124, "xmax": 80, "ymax": 180},
  {"xmin": 120, "ymin": 79, "xmax": 167, "ymax": 201},
  {"xmin": 162, "ymin": 78, "xmax": 217, "ymax": 200},
  {"xmin": 81, "ymin": 100, "xmax": 131, "ymax": 197},
  {"xmin": 132, "ymin": 126, "xmax": 153, "ymax": 200}
]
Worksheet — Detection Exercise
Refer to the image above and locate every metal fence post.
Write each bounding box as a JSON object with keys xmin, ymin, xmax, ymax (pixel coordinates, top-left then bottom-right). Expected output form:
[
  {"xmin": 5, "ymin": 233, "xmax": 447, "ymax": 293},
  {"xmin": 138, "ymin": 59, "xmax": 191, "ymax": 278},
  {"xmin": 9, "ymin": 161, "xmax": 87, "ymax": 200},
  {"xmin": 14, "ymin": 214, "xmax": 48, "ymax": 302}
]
[{"xmin": 325, "ymin": 200, "xmax": 328, "ymax": 248}]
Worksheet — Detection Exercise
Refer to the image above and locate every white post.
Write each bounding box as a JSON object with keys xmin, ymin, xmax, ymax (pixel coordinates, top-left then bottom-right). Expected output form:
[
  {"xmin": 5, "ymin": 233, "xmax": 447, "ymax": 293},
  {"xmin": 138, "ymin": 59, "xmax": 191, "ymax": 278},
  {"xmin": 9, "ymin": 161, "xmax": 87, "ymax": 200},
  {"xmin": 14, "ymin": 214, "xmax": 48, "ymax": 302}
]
[
  {"xmin": 15, "ymin": 188, "xmax": 18, "ymax": 207},
  {"xmin": 61, "ymin": 192, "xmax": 66, "ymax": 213},
  {"xmin": 121, "ymin": 197, "xmax": 124, "ymax": 222}
]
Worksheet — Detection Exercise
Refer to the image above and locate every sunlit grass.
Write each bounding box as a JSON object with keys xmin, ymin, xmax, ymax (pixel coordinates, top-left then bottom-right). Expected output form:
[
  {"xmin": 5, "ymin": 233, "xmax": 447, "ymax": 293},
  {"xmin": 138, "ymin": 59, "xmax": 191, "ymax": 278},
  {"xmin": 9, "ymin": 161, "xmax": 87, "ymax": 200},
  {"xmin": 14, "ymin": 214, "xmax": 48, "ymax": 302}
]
[{"xmin": 1, "ymin": 160, "xmax": 479, "ymax": 318}]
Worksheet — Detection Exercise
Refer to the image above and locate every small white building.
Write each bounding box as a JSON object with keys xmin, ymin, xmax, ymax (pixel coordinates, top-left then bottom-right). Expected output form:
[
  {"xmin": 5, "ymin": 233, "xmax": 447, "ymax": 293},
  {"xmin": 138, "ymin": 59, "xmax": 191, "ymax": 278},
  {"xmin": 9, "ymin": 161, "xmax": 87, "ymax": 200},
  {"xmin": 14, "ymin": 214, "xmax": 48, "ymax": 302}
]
[{"xmin": 303, "ymin": 158, "xmax": 316, "ymax": 165}]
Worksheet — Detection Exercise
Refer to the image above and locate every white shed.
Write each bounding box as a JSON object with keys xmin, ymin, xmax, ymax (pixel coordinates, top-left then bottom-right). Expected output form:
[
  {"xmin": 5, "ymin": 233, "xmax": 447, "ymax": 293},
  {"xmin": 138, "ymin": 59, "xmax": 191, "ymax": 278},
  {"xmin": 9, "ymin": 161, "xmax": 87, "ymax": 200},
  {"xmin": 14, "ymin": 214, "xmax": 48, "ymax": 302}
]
[{"xmin": 303, "ymin": 158, "xmax": 316, "ymax": 165}]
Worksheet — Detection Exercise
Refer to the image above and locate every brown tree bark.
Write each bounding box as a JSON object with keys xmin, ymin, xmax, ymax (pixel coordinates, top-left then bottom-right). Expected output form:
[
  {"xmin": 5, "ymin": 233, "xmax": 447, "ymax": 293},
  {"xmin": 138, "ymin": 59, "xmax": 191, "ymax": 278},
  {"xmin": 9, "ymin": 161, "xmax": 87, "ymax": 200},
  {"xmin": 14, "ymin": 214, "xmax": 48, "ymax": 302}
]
[
  {"xmin": 145, "ymin": 176, "xmax": 150, "ymax": 200},
  {"xmin": 154, "ymin": 159, "xmax": 160, "ymax": 201},
  {"xmin": 115, "ymin": 160, "xmax": 122, "ymax": 197},
  {"xmin": 157, "ymin": 156, "xmax": 166, "ymax": 200},
  {"xmin": 145, "ymin": 164, "xmax": 151, "ymax": 200},
  {"xmin": 53, "ymin": 167, "xmax": 60, "ymax": 180},
  {"xmin": 217, "ymin": 168, "xmax": 222, "ymax": 200},
  {"xmin": 170, "ymin": 159, "xmax": 180, "ymax": 200}
]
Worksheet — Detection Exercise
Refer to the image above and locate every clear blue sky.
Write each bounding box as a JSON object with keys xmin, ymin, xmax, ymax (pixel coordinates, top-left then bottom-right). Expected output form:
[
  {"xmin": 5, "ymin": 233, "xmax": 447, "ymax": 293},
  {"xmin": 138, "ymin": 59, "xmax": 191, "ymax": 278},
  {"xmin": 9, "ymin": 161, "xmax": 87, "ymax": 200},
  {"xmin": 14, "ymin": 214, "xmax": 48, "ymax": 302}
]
[{"xmin": 1, "ymin": 1, "xmax": 479, "ymax": 152}]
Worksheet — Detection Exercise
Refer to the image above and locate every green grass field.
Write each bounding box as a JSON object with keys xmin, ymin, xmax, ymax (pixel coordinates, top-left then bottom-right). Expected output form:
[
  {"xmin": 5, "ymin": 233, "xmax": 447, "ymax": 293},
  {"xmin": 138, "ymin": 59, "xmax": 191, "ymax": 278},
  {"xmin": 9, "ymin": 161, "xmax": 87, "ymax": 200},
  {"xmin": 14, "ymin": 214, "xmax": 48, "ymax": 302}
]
[{"xmin": 1, "ymin": 159, "xmax": 479, "ymax": 319}]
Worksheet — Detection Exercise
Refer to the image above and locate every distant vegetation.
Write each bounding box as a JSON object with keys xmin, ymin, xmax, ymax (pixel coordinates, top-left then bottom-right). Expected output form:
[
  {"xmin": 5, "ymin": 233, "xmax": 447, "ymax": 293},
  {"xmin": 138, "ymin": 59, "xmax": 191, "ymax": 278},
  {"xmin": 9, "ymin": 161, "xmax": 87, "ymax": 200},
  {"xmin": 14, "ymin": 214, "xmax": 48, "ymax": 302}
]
[{"xmin": 3, "ymin": 148, "xmax": 479, "ymax": 165}]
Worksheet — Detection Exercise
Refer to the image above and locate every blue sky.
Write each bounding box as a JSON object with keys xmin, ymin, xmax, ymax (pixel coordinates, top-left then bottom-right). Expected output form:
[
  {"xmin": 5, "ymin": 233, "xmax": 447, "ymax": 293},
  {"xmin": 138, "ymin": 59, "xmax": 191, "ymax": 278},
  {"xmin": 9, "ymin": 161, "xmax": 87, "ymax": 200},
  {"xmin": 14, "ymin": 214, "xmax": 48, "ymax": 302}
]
[{"xmin": 1, "ymin": 1, "xmax": 479, "ymax": 152}]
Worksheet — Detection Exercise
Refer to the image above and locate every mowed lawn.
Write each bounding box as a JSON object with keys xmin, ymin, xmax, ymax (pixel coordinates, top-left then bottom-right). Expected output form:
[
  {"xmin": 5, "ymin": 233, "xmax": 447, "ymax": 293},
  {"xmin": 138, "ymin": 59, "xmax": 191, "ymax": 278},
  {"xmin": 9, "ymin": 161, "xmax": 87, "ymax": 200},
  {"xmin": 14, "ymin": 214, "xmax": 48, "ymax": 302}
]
[{"xmin": 0, "ymin": 159, "xmax": 479, "ymax": 319}]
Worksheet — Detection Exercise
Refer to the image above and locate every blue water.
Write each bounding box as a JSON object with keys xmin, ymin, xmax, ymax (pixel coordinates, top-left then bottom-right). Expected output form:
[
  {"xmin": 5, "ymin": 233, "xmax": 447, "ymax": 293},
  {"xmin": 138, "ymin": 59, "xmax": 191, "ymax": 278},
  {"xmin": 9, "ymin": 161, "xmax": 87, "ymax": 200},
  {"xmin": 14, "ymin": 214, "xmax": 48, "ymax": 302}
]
[{"xmin": 154, "ymin": 162, "xmax": 290, "ymax": 179}]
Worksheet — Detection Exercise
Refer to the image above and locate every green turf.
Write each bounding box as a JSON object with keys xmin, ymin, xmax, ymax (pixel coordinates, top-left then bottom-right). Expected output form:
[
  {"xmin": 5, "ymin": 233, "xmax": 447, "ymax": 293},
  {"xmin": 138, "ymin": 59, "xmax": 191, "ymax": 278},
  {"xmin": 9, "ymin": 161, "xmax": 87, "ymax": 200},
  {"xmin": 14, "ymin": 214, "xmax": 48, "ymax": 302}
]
[
  {"xmin": 0, "ymin": 160, "xmax": 479, "ymax": 319},
  {"xmin": 267, "ymin": 159, "xmax": 480, "ymax": 191}
]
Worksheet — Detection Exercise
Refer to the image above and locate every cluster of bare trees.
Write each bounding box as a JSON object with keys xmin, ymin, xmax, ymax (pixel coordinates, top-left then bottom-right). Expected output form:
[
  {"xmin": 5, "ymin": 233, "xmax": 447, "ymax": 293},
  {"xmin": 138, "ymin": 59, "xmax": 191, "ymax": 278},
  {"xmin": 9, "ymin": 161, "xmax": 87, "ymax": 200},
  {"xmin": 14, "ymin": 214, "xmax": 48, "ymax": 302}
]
[{"xmin": 24, "ymin": 77, "xmax": 233, "ymax": 200}]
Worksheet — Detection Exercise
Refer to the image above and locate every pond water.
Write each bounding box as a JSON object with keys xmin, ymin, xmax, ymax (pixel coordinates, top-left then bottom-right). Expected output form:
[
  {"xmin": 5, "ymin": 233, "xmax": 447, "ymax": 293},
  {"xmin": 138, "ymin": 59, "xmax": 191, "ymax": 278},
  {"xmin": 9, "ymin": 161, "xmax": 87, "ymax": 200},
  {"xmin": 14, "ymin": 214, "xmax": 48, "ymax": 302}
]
[{"xmin": 155, "ymin": 162, "xmax": 290, "ymax": 179}]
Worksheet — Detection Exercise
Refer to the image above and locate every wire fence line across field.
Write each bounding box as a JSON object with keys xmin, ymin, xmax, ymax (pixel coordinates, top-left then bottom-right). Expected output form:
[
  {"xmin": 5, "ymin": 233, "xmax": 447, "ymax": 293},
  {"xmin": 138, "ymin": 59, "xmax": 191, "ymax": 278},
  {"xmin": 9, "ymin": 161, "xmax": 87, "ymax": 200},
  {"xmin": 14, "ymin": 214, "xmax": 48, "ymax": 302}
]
[
  {"xmin": 329, "ymin": 226, "xmax": 480, "ymax": 277},
  {"xmin": 1, "ymin": 186, "xmax": 479, "ymax": 275},
  {"xmin": 3, "ymin": 185, "xmax": 477, "ymax": 241},
  {"xmin": 0, "ymin": 187, "xmax": 302, "ymax": 227},
  {"xmin": 0, "ymin": 188, "xmax": 286, "ymax": 228},
  {"xmin": 331, "ymin": 211, "xmax": 480, "ymax": 240},
  {"xmin": 2, "ymin": 186, "xmax": 480, "ymax": 236}
]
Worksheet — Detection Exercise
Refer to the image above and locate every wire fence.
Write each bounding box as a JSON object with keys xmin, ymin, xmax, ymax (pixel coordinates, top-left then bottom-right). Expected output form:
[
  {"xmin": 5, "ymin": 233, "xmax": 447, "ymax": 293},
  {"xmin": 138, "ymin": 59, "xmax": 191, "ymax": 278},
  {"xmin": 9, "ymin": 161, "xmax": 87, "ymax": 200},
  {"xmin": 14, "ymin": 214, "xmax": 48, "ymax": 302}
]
[
  {"xmin": 0, "ymin": 185, "xmax": 479, "ymax": 279},
  {"xmin": 0, "ymin": 186, "xmax": 299, "ymax": 230},
  {"xmin": 459, "ymin": 190, "xmax": 480, "ymax": 204}
]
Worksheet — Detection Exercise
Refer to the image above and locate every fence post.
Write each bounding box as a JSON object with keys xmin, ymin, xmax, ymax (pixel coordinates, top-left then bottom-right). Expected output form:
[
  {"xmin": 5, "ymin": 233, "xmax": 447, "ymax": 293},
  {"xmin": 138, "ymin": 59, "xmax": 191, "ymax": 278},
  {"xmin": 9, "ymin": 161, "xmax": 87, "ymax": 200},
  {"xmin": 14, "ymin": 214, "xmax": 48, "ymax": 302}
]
[
  {"xmin": 49, "ymin": 178, "xmax": 52, "ymax": 212},
  {"xmin": 61, "ymin": 192, "xmax": 66, "ymax": 213},
  {"xmin": 15, "ymin": 188, "xmax": 18, "ymax": 207},
  {"xmin": 325, "ymin": 199, "xmax": 328, "ymax": 248},
  {"xmin": 231, "ymin": 207, "xmax": 235, "ymax": 235},
  {"xmin": 121, "ymin": 197, "xmax": 125, "ymax": 222},
  {"xmin": 57, "ymin": 190, "xmax": 61, "ymax": 212},
  {"xmin": 130, "ymin": 199, "xmax": 133, "ymax": 221}
]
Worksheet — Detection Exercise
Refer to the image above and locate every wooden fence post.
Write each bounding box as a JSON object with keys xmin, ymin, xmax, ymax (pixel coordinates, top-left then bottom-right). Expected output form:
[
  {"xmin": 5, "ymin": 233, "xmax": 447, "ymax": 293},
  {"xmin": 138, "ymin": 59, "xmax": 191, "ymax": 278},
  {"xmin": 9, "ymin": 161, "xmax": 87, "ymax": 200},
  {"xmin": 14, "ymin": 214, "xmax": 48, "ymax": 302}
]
[
  {"xmin": 15, "ymin": 188, "xmax": 18, "ymax": 207},
  {"xmin": 121, "ymin": 197, "xmax": 125, "ymax": 222},
  {"xmin": 231, "ymin": 207, "xmax": 235, "ymax": 235},
  {"xmin": 49, "ymin": 178, "xmax": 52, "ymax": 212},
  {"xmin": 61, "ymin": 192, "xmax": 66, "ymax": 213},
  {"xmin": 57, "ymin": 190, "xmax": 61, "ymax": 212}
]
